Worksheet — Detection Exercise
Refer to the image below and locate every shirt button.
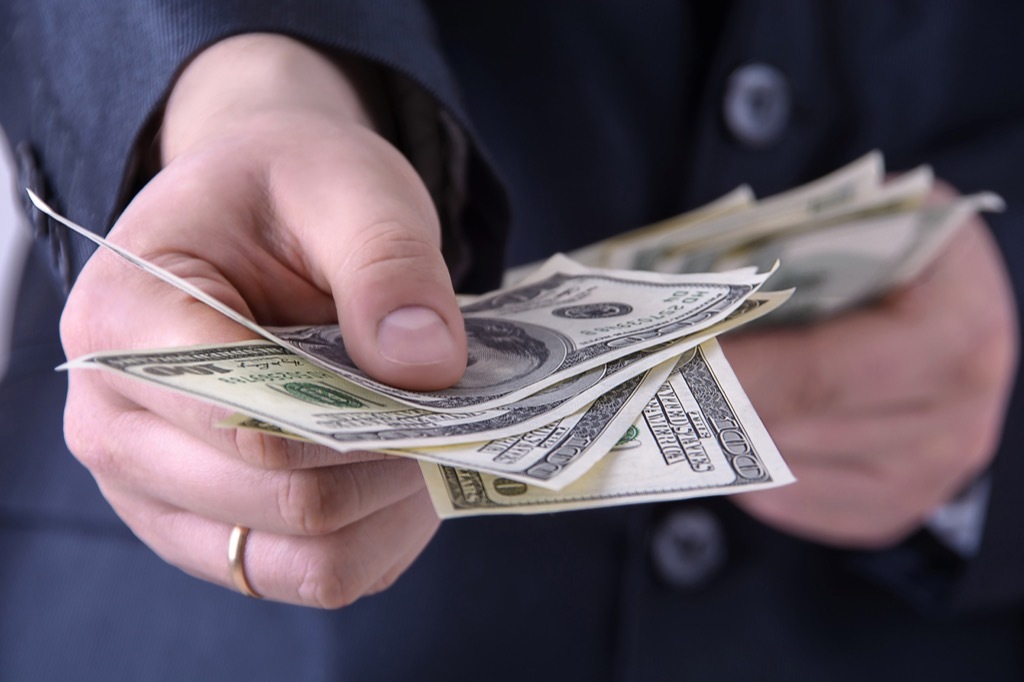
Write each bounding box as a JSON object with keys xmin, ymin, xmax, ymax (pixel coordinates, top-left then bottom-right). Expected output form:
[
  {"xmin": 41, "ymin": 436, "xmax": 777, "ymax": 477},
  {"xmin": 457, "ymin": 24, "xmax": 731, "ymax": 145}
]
[
  {"xmin": 651, "ymin": 507, "xmax": 727, "ymax": 590},
  {"xmin": 723, "ymin": 62, "xmax": 791, "ymax": 148}
]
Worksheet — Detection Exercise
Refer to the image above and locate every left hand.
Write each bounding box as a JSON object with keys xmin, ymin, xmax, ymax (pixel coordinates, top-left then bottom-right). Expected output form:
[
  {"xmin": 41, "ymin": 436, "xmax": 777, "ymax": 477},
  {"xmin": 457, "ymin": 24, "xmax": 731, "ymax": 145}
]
[{"xmin": 721, "ymin": 186, "xmax": 1019, "ymax": 549}]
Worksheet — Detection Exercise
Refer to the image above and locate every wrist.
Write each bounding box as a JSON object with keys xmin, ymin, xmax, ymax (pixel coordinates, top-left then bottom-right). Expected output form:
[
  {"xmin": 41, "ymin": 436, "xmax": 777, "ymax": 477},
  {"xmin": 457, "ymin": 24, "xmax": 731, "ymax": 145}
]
[{"xmin": 161, "ymin": 33, "xmax": 379, "ymax": 164}]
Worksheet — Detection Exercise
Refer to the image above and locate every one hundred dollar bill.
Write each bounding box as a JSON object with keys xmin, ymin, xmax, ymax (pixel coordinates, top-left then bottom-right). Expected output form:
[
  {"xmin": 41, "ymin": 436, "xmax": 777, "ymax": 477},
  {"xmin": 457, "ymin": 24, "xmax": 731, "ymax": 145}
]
[
  {"xmin": 216, "ymin": 357, "xmax": 677, "ymax": 492},
  {"xmin": 271, "ymin": 255, "xmax": 773, "ymax": 412},
  {"xmin": 557, "ymin": 155, "xmax": 1002, "ymax": 325},
  {"xmin": 67, "ymin": 291, "xmax": 790, "ymax": 488},
  {"xmin": 420, "ymin": 339, "xmax": 795, "ymax": 516},
  {"xmin": 30, "ymin": 190, "xmax": 771, "ymax": 415}
]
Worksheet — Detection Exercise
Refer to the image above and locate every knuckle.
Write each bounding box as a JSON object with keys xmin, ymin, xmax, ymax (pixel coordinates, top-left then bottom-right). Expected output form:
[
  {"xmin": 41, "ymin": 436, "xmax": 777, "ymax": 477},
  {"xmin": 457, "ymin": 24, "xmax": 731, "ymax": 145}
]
[
  {"xmin": 64, "ymin": 406, "xmax": 121, "ymax": 479},
  {"xmin": 276, "ymin": 470, "xmax": 333, "ymax": 536},
  {"xmin": 58, "ymin": 291, "xmax": 97, "ymax": 360},
  {"xmin": 333, "ymin": 468, "xmax": 366, "ymax": 522},
  {"xmin": 347, "ymin": 221, "xmax": 441, "ymax": 282},
  {"xmin": 61, "ymin": 401, "xmax": 89, "ymax": 455},
  {"xmin": 293, "ymin": 546, "xmax": 367, "ymax": 610},
  {"xmin": 71, "ymin": 438, "xmax": 117, "ymax": 478},
  {"xmin": 232, "ymin": 427, "xmax": 294, "ymax": 470}
]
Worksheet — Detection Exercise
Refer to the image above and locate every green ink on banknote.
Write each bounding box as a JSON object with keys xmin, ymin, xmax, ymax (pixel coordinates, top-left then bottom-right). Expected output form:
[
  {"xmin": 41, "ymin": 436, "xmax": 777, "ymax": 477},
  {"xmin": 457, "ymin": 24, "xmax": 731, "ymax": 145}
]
[
  {"xmin": 282, "ymin": 382, "xmax": 365, "ymax": 408},
  {"xmin": 613, "ymin": 424, "xmax": 640, "ymax": 450}
]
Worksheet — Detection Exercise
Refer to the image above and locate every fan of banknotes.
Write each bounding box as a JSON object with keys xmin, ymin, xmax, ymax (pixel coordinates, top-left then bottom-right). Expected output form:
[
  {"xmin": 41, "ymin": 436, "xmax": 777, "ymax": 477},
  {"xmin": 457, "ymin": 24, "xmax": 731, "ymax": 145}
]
[{"xmin": 32, "ymin": 150, "xmax": 1001, "ymax": 518}]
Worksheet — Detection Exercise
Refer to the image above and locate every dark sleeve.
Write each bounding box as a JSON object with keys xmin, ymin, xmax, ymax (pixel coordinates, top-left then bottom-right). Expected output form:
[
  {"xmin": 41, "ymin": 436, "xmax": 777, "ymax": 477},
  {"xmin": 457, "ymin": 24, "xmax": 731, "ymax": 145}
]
[{"xmin": 0, "ymin": 0, "xmax": 508, "ymax": 294}]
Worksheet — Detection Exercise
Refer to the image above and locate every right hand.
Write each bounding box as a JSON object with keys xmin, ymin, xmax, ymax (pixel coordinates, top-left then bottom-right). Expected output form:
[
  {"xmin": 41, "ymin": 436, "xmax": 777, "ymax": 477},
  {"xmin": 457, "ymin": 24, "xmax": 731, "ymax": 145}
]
[{"xmin": 60, "ymin": 34, "xmax": 464, "ymax": 607}]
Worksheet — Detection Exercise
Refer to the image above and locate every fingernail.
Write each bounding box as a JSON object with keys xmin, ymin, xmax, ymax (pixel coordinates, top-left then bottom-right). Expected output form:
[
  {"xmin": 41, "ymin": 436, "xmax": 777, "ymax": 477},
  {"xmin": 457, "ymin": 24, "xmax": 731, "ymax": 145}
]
[{"xmin": 377, "ymin": 306, "xmax": 456, "ymax": 365}]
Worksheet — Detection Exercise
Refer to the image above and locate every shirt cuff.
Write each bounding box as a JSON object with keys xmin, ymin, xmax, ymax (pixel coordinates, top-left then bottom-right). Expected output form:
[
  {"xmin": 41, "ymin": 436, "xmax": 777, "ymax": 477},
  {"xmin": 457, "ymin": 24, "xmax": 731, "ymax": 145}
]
[{"xmin": 925, "ymin": 474, "xmax": 991, "ymax": 558}]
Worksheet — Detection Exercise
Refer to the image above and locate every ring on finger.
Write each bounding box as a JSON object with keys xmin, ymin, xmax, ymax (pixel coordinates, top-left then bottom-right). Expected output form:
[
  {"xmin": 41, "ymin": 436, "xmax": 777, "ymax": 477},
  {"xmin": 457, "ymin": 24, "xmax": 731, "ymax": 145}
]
[{"xmin": 227, "ymin": 524, "xmax": 263, "ymax": 599}]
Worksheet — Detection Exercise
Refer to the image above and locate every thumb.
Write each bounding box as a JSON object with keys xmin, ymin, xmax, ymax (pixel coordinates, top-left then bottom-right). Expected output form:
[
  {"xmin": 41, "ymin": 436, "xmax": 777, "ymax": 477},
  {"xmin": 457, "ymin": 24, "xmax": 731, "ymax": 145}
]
[
  {"xmin": 330, "ymin": 218, "xmax": 467, "ymax": 392},
  {"xmin": 281, "ymin": 130, "xmax": 467, "ymax": 391}
]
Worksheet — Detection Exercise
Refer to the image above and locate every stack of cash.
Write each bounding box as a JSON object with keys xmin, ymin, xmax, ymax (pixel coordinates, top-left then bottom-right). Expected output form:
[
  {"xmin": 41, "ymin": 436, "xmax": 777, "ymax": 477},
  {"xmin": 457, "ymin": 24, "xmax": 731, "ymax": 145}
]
[
  {"xmin": 508, "ymin": 151, "xmax": 1003, "ymax": 323},
  {"xmin": 31, "ymin": 150, "xmax": 999, "ymax": 517}
]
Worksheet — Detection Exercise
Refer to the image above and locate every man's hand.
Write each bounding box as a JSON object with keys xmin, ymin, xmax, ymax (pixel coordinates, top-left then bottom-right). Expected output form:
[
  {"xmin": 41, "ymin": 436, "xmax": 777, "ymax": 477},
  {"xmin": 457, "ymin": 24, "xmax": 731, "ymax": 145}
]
[
  {"xmin": 723, "ymin": 190, "xmax": 1019, "ymax": 549},
  {"xmin": 60, "ymin": 34, "xmax": 462, "ymax": 606}
]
